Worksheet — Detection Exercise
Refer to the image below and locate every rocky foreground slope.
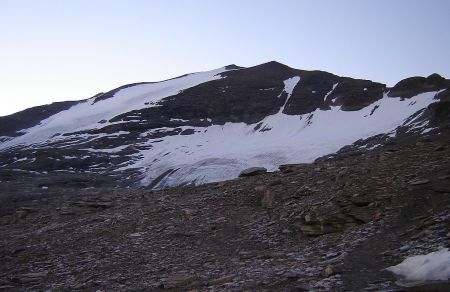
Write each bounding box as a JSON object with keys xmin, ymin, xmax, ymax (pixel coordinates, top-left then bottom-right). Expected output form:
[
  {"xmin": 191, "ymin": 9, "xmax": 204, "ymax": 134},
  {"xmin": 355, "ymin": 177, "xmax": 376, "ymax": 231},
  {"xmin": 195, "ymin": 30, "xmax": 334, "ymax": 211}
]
[{"xmin": 1, "ymin": 132, "xmax": 449, "ymax": 291}]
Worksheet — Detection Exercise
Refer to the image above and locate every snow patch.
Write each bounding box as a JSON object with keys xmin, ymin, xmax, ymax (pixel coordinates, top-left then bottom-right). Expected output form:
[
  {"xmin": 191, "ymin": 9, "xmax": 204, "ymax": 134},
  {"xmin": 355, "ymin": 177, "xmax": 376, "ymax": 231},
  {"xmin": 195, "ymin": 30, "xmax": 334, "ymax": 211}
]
[
  {"xmin": 324, "ymin": 83, "xmax": 339, "ymax": 102},
  {"xmin": 170, "ymin": 118, "xmax": 189, "ymax": 122},
  {"xmin": 13, "ymin": 157, "xmax": 28, "ymax": 162},
  {"xmin": 82, "ymin": 145, "xmax": 129, "ymax": 153},
  {"xmin": 386, "ymin": 248, "xmax": 450, "ymax": 286},
  {"xmin": 422, "ymin": 127, "xmax": 436, "ymax": 134},
  {"xmin": 279, "ymin": 76, "xmax": 301, "ymax": 113}
]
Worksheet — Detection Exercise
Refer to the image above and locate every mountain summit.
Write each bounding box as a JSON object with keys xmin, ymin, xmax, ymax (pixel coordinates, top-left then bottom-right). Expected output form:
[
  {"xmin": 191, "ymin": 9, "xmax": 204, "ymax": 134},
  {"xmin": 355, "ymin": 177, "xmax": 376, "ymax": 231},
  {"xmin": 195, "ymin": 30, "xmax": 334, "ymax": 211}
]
[{"xmin": 0, "ymin": 62, "xmax": 449, "ymax": 189}]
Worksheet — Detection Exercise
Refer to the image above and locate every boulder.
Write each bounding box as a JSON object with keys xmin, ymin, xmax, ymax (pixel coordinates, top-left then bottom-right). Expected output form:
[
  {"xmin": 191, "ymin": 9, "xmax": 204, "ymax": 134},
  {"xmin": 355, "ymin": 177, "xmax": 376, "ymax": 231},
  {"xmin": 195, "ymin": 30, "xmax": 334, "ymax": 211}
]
[
  {"xmin": 161, "ymin": 275, "xmax": 198, "ymax": 289},
  {"xmin": 239, "ymin": 167, "xmax": 267, "ymax": 177},
  {"xmin": 11, "ymin": 272, "xmax": 47, "ymax": 284},
  {"xmin": 294, "ymin": 203, "xmax": 365, "ymax": 236}
]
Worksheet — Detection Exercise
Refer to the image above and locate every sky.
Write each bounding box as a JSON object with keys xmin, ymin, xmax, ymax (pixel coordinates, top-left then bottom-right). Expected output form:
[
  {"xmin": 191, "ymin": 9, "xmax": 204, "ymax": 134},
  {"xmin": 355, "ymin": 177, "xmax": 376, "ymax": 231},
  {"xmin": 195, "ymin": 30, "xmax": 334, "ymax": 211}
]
[{"xmin": 0, "ymin": 0, "xmax": 449, "ymax": 116}]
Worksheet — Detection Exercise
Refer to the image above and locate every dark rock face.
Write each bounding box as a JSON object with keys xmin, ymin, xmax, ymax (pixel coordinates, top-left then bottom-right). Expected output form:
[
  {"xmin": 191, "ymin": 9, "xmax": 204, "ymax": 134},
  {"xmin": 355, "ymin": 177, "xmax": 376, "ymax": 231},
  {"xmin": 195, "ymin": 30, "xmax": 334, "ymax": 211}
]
[
  {"xmin": 285, "ymin": 73, "xmax": 386, "ymax": 114},
  {"xmin": 92, "ymin": 82, "xmax": 153, "ymax": 104},
  {"xmin": 330, "ymin": 78, "xmax": 385, "ymax": 111},
  {"xmin": 105, "ymin": 61, "xmax": 387, "ymax": 132},
  {"xmin": 428, "ymin": 99, "xmax": 450, "ymax": 128},
  {"xmin": 429, "ymin": 89, "xmax": 450, "ymax": 128},
  {"xmin": 282, "ymin": 70, "xmax": 339, "ymax": 115},
  {"xmin": 388, "ymin": 73, "xmax": 449, "ymax": 98}
]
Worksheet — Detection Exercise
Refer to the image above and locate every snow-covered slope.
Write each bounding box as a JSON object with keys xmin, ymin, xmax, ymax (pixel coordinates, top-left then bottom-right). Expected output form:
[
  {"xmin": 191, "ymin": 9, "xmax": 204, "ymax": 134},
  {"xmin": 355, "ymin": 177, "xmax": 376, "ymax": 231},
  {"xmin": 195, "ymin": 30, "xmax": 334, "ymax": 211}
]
[
  {"xmin": 0, "ymin": 61, "xmax": 448, "ymax": 189},
  {"xmin": 119, "ymin": 85, "xmax": 439, "ymax": 188},
  {"xmin": 0, "ymin": 67, "xmax": 230, "ymax": 150}
]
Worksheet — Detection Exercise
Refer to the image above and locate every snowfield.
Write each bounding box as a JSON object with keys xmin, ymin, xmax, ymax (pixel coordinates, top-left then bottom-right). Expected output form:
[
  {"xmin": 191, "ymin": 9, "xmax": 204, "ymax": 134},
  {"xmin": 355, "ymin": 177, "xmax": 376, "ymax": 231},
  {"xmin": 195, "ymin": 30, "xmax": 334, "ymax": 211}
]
[{"xmin": 118, "ymin": 81, "xmax": 439, "ymax": 188}]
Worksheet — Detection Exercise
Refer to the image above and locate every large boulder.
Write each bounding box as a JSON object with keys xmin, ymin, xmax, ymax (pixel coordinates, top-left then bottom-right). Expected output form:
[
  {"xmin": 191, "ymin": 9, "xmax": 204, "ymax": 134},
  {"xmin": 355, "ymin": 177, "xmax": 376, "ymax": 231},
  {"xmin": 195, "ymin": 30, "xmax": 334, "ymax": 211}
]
[{"xmin": 239, "ymin": 167, "xmax": 267, "ymax": 177}]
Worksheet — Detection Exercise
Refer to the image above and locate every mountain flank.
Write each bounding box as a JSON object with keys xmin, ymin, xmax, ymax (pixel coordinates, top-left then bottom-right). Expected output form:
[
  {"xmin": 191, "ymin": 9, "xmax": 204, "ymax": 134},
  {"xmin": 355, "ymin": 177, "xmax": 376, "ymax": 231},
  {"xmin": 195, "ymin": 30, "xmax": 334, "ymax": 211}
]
[{"xmin": 0, "ymin": 61, "xmax": 449, "ymax": 290}]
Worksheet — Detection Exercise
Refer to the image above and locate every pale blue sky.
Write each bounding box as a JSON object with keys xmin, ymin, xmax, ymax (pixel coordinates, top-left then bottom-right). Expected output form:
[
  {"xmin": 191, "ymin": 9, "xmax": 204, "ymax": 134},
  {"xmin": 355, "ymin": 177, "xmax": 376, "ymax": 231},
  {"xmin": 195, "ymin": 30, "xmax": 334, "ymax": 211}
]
[{"xmin": 1, "ymin": 0, "xmax": 449, "ymax": 116}]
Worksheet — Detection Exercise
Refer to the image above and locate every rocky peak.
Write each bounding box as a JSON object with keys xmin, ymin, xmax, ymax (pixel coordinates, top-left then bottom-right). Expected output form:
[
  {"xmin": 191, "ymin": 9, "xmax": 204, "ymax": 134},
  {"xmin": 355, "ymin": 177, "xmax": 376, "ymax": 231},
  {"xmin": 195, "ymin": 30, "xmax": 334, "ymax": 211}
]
[
  {"xmin": 427, "ymin": 73, "xmax": 447, "ymax": 83},
  {"xmin": 388, "ymin": 73, "xmax": 449, "ymax": 98},
  {"xmin": 224, "ymin": 64, "xmax": 243, "ymax": 70}
]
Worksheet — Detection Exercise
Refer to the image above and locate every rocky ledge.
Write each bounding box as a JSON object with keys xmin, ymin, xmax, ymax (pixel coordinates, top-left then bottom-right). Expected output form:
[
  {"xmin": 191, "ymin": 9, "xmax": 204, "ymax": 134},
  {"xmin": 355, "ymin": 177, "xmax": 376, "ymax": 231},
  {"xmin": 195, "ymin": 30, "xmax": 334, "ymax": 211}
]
[{"xmin": 0, "ymin": 133, "xmax": 449, "ymax": 291}]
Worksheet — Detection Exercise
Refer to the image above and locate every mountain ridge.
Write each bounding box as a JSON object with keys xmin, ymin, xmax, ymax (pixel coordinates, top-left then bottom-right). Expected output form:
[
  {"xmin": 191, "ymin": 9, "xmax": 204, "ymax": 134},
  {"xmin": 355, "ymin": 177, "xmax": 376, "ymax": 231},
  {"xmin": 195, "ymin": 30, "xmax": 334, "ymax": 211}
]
[{"xmin": 0, "ymin": 61, "xmax": 449, "ymax": 190}]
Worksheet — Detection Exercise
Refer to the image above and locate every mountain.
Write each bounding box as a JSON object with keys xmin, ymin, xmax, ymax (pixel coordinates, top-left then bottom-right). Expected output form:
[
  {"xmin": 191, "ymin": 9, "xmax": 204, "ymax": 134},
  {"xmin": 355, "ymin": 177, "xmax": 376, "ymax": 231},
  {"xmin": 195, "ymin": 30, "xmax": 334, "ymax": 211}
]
[
  {"xmin": 1, "ymin": 61, "xmax": 450, "ymax": 291},
  {"xmin": 0, "ymin": 61, "xmax": 449, "ymax": 191}
]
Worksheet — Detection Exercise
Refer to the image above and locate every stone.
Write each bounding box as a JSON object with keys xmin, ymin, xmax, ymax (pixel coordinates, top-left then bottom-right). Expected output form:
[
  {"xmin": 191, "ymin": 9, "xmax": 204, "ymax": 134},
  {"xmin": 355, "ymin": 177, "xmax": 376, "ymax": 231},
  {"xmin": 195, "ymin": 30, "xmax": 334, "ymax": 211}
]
[
  {"xmin": 11, "ymin": 272, "xmax": 47, "ymax": 283},
  {"xmin": 408, "ymin": 179, "xmax": 430, "ymax": 186},
  {"xmin": 239, "ymin": 167, "xmax": 267, "ymax": 177},
  {"xmin": 254, "ymin": 185, "xmax": 267, "ymax": 193},
  {"xmin": 182, "ymin": 208, "xmax": 197, "ymax": 216},
  {"xmin": 269, "ymin": 179, "xmax": 282, "ymax": 186},
  {"xmin": 72, "ymin": 201, "xmax": 112, "ymax": 209},
  {"xmin": 411, "ymin": 231, "xmax": 425, "ymax": 240},
  {"xmin": 350, "ymin": 194, "xmax": 372, "ymax": 207},
  {"xmin": 12, "ymin": 210, "xmax": 29, "ymax": 223},
  {"xmin": 284, "ymin": 271, "xmax": 303, "ymax": 279},
  {"xmin": 238, "ymin": 251, "xmax": 253, "ymax": 259},
  {"xmin": 324, "ymin": 252, "xmax": 340, "ymax": 259},
  {"xmin": 295, "ymin": 284, "xmax": 311, "ymax": 291},
  {"xmin": 261, "ymin": 190, "xmax": 274, "ymax": 209},
  {"xmin": 11, "ymin": 206, "xmax": 39, "ymax": 223},
  {"xmin": 399, "ymin": 244, "xmax": 411, "ymax": 251},
  {"xmin": 437, "ymin": 175, "xmax": 450, "ymax": 180},
  {"xmin": 292, "ymin": 186, "xmax": 313, "ymax": 198},
  {"xmin": 161, "ymin": 275, "xmax": 198, "ymax": 289},
  {"xmin": 431, "ymin": 181, "xmax": 450, "ymax": 193},
  {"xmin": 279, "ymin": 164, "xmax": 296, "ymax": 173},
  {"xmin": 323, "ymin": 265, "xmax": 334, "ymax": 277},
  {"xmin": 295, "ymin": 205, "xmax": 360, "ymax": 236},
  {"xmin": 434, "ymin": 145, "xmax": 446, "ymax": 151},
  {"xmin": 11, "ymin": 246, "xmax": 26, "ymax": 255},
  {"xmin": 208, "ymin": 274, "xmax": 235, "ymax": 285},
  {"xmin": 18, "ymin": 207, "xmax": 38, "ymax": 212}
]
